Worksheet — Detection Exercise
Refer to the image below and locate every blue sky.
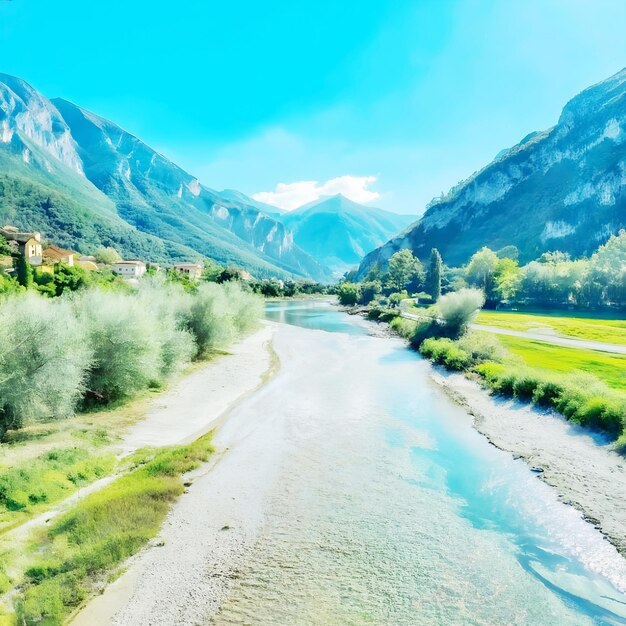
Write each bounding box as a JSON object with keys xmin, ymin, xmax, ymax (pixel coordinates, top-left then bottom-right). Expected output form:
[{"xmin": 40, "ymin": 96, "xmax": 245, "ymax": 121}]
[{"xmin": 1, "ymin": 0, "xmax": 625, "ymax": 214}]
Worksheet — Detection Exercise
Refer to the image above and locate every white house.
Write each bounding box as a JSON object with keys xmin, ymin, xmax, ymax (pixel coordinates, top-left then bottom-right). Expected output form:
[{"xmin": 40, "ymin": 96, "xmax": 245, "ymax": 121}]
[
  {"xmin": 172, "ymin": 263, "xmax": 203, "ymax": 280},
  {"xmin": 112, "ymin": 260, "xmax": 147, "ymax": 278}
]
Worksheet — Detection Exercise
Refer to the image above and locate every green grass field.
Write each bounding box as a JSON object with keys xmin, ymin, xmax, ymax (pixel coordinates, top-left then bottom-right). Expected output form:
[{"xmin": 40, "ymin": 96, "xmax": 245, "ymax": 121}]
[
  {"xmin": 6, "ymin": 434, "xmax": 214, "ymax": 626},
  {"xmin": 475, "ymin": 310, "xmax": 626, "ymax": 346},
  {"xmin": 494, "ymin": 334, "xmax": 626, "ymax": 392}
]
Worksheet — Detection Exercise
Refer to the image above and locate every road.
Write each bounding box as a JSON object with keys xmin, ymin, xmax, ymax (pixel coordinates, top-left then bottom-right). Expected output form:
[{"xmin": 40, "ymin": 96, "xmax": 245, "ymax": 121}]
[{"xmin": 399, "ymin": 309, "xmax": 626, "ymax": 355}]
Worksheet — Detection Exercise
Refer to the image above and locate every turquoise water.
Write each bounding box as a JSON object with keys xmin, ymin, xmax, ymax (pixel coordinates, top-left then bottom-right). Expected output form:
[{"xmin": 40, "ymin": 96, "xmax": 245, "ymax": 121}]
[{"xmin": 212, "ymin": 300, "xmax": 626, "ymax": 625}]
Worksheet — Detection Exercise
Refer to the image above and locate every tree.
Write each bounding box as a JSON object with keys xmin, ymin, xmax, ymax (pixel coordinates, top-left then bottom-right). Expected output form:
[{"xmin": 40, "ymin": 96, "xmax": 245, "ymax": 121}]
[
  {"xmin": 493, "ymin": 258, "xmax": 522, "ymax": 303},
  {"xmin": 385, "ymin": 250, "xmax": 422, "ymax": 293},
  {"xmin": 358, "ymin": 280, "xmax": 382, "ymax": 305},
  {"xmin": 94, "ymin": 247, "xmax": 122, "ymax": 265},
  {"xmin": 15, "ymin": 254, "xmax": 33, "ymax": 288},
  {"xmin": 426, "ymin": 248, "xmax": 443, "ymax": 301},
  {"xmin": 0, "ymin": 235, "xmax": 11, "ymax": 257},
  {"xmin": 465, "ymin": 247, "xmax": 498, "ymax": 300},
  {"xmin": 496, "ymin": 245, "xmax": 520, "ymax": 262}
]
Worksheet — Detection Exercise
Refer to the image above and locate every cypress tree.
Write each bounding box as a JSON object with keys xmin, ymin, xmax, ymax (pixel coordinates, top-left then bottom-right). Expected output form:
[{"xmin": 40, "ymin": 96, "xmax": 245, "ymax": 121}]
[
  {"xmin": 426, "ymin": 248, "xmax": 442, "ymax": 301},
  {"xmin": 15, "ymin": 254, "xmax": 33, "ymax": 288}
]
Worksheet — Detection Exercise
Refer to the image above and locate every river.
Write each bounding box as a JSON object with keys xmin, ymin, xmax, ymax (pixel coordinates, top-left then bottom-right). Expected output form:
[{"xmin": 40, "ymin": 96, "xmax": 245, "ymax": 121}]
[{"xmin": 209, "ymin": 300, "xmax": 626, "ymax": 626}]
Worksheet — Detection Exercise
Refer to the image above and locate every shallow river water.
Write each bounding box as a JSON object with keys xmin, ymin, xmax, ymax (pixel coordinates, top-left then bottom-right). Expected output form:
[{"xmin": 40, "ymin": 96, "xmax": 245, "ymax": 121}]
[{"xmin": 212, "ymin": 301, "xmax": 626, "ymax": 625}]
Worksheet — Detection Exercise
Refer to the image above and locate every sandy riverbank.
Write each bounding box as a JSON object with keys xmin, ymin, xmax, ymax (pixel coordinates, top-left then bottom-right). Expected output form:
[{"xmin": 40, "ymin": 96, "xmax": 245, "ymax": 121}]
[
  {"xmin": 70, "ymin": 323, "xmax": 280, "ymax": 626},
  {"xmin": 431, "ymin": 369, "xmax": 626, "ymax": 557}
]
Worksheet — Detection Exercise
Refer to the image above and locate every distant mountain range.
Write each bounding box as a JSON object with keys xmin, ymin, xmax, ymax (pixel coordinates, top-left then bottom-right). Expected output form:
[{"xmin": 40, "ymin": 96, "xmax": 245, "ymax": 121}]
[
  {"xmin": 280, "ymin": 194, "xmax": 416, "ymax": 275},
  {"xmin": 358, "ymin": 67, "xmax": 626, "ymax": 276},
  {"xmin": 0, "ymin": 73, "xmax": 330, "ymax": 280}
]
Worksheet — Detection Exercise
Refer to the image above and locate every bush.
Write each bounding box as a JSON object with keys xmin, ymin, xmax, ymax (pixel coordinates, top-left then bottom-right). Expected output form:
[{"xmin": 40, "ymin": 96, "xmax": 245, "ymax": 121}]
[
  {"xmin": 411, "ymin": 318, "xmax": 444, "ymax": 347},
  {"xmin": 388, "ymin": 290, "xmax": 409, "ymax": 307},
  {"xmin": 77, "ymin": 290, "xmax": 165, "ymax": 405},
  {"xmin": 389, "ymin": 316, "xmax": 417, "ymax": 340},
  {"xmin": 436, "ymin": 288, "xmax": 485, "ymax": 338},
  {"xmin": 338, "ymin": 282, "xmax": 360, "ymax": 306},
  {"xmin": 456, "ymin": 332, "xmax": 506, "ymax": 364},
  {"xmin": 419, "ymin": 338, "xmax": 472, "ymax": 370},
  {"xmin": 0, "ymin": 294, "xmax": 90, "ymax": 434},
  {"xmin": 474, "ymin": 365, "xmax": 626, "ymax": 439},
  {"xmin": 358, "ymin": 280, "xmax": 382, "ymax": 305},
  {"xmin": 0, "ymin": 282, "xmax": 262, "ymax": 431}
]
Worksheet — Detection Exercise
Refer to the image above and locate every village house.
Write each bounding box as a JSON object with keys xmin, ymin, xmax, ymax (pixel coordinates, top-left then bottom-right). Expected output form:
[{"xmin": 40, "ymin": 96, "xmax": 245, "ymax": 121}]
[
  {"xmin": 112, "ymin": 260, "xmax": 147, "ymax": 279},
  {"xmin": 0, "ymin": 225, "xmax": 43, "ymax": 266},
  {"xmin": 43, "ymin": 245, "xmax": 75, "ymax": 267},
  {"xmin": 172, "ymin": 262, "xmax": 203, "ymax": 279}
]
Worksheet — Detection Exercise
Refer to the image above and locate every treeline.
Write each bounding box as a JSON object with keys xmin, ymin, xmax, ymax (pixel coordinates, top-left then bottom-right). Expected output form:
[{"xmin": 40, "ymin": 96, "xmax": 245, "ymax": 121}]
[
  {"xmin": 0, "ymin": 279, "xmax": 262, "ymax": 436},
  {"xmin": 342, "ymin": 230, "xmax": 626, "ymax": 310}
]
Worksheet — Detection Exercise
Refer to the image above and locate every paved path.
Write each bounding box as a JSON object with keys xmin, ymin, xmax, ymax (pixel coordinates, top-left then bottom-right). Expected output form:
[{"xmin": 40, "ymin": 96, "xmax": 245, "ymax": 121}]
[
  {"xmin": 469, "ymin": 323, "xmax": 626, "ymax": 355},
  {"xmin": 399, "ymin": 309, "xmax": 626, "ymax": 355}
]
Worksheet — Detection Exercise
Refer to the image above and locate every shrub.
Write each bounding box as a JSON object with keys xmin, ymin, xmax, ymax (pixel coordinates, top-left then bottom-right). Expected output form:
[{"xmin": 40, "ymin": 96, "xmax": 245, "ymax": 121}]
[
  {"xmin": 456, "ymin": 332, "xmax": 506, "ymax": 364},
  {"xmin": 531, "ymin": 379, "xmax": 562, "ymax": 407},
  {"xmin": 0, "ymin": 294, "xmax": 90, "ymax": 434},
  {"xmin": 474, "ymin": 362, "xmax": 506, "ymax": 384},
  {"xmin": 358, "ymin": 280, "xmax": 382, "ymax": 305},
  {"xmin": 184, "ymin": 283, "xmax": 235, "ymax": 357},
  {"xmin": 419, "ymin": 338, "xmax": 472, "ymax": 370},
  {"xmin": 389, "ymin": 316, "xmax": 417, "ymax": 340},
  {"xmin": 411, "ymin": 318, "xmax": 444, "ymax": 347},
  {"xmin": 436, "ymin": 288, "xmax": 485, "ymax": 338},
  {"xmin": 388, "ymin": 290, "xmax": 410, "ymax": 307},
  {"xmin": 512, "ymin": 374, "xmax": 541, "ymax": 400},
  {"xmin": 338, "ymin": 282, "xmax": 360, "ymax": 306},
  {"xmin": 474, "ymin": 365, "xmax": 626, "ymax": 439},
  {"xmin": 77, "ymin": 290, "xmax": 164, "ymax": 405}
]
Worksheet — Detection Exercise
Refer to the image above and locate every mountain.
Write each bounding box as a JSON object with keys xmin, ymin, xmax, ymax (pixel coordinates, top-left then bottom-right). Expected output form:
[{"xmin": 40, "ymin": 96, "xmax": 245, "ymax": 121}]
[
  {"xmin": 0, "ymin": 74, "xmax": 202, "ymax": 262},
  {"xmin": 280, "ymin": 194, "xmax": 416, "ymax": 275},
  {"xmin": 358, "ymin": 67, "xmax": 626, "ymax": 276},
  {"xmin": 217, "ymin": 189, "xmax": 286, "ymax": 218},
  {"xmin": 0, "ymin": 73, "xmax": 329, "ymax": 280},
  {"xmin": 51, "ymin": 98, "xmax": 329, "ymax": 280}
]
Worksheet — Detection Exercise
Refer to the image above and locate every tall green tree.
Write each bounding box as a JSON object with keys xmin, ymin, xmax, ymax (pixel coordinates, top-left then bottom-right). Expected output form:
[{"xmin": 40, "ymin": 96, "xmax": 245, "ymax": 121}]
[
  {"xmin": 465, "ymin": 247, "xmax": 498, "ymax": 299},
  {"xmin": 426, "ymin": 248, "xmax": 443, "ymax": 301},
  {"xmin": 385, "ymin": 250, "xmax": 422, "ymax": 293},
  {"xmin": 15, "ymin": 254, "xmax": 33, "ymax": 288}
]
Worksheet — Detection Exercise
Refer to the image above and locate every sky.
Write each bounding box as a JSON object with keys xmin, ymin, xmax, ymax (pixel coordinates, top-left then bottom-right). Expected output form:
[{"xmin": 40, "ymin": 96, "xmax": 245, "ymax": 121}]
[{"xmin": 0, "ymin": 0, "xmax": 625, "ymax": 214}]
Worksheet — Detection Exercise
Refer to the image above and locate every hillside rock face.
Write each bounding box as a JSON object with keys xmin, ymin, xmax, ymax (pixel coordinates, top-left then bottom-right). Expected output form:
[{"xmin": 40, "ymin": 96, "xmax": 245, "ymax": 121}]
[
  {"xmin": 281, "ymin": 194, "xmax": 416, "ymax": 276},
  {"xmin": 52, "ymin": 98, "xmax": 330, "ymax": 280},
  {"xmin": 0, "ymin": 74, "xmax": 83, "ymax": 174},
  {"xmin": 358, "ymin": 68, "xmax": 626, "ymax": 275},
  {"xmin": 0, "ymin": 71, "xmax": 329, "ymax": 279}
]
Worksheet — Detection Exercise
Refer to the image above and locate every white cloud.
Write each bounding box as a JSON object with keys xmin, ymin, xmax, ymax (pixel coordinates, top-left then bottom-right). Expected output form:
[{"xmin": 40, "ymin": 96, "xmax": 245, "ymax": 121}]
[{"xmin": 253, "ymin": 175, "xmax": 380, "ymax": 211}]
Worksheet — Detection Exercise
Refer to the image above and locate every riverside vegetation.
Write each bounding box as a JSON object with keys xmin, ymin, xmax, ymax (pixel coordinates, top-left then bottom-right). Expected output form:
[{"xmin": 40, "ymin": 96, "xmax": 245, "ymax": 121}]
[
  {"xmin": 338, "ymin": 233, "xmax": 626, "ymax": 450},
  {"xmin": 0, "ymin": 263, "xmax": 263, "ymax": 625},
  {"xmin": 381, "ymin": 290, "xmax": 626, "ymax": 449}
]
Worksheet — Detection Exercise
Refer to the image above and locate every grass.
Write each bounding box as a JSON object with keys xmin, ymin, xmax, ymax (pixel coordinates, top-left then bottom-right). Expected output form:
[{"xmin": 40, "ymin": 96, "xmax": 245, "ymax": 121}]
[
  {"xmin": 0, "ymin": 447, "xmax": 116, "ymax": 534},
  {"xmin": 475, "ymin": 310, "xmax": 626, "ymax": 346},
  {"xmin": 494, "ymin": 334, "xmax": 626, "ymax": 392},
  {"xmin": 11, "ymin": 434, "xmax": 214, "ymax": 626}
]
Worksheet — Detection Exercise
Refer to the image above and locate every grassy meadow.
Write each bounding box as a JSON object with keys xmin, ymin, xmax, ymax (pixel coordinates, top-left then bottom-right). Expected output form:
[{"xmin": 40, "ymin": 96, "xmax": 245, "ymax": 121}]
[
  {"xmin": 493, "ymin": 334, "xmax": 626, "ymax": 392},
  {"xmin": 7, "ymin": 434, "xmax": 214, "ymax": 626},
  {"xmin": 475, "ymin": 310, "xmax": 626, "ymax": 346}
]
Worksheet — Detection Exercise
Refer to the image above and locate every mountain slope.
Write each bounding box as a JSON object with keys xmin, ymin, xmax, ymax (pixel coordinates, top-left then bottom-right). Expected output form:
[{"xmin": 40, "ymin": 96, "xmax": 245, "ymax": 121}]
[
  {"xmin": 0, "ymin": 75, "xmax": 202, "ymax": 262},
  {"xmin": 280, "ymin": 194, "xmax": 416, "ymax": 275},
  {"xmin": 52, "ymin": 98, "xmax": 329, "ymax": 280},
  {"xmin": 358, "ymin": 67, "xmax": 626, "ymax": 275},
  {"xmin": 218, "ymin": 189, "xmax": 286, "ymax": 218}
]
